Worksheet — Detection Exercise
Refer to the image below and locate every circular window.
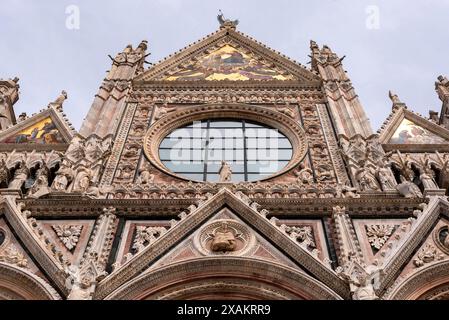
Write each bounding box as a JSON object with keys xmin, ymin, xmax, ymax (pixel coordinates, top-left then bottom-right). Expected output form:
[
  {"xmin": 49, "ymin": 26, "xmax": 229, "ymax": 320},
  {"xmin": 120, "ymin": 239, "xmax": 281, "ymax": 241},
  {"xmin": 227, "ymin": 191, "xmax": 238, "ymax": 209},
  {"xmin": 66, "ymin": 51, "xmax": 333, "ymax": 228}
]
[{"xmin": 158, "ymin": 119, "xmax": 293, "ymax": 182}]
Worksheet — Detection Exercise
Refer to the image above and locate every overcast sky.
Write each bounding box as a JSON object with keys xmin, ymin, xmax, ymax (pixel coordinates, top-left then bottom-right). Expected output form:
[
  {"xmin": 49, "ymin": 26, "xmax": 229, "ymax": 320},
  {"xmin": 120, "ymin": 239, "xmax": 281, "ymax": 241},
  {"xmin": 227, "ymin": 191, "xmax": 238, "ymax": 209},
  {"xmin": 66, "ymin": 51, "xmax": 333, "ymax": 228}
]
[{"xmin": 1, "ymin": 0, "xmax": 448, "ymax": 131}]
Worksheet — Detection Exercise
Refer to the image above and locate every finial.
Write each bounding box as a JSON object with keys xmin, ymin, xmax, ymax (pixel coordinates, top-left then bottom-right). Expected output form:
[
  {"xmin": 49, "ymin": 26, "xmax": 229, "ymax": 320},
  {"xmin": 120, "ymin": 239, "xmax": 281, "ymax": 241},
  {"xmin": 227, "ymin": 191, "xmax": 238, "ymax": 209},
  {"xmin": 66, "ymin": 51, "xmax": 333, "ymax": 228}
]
[
  {"xmin": 123, "ymin": 45, "xmax": 133, "ymax": 53},
  {"xmin": 136, "ymin": 40, "xmax": 148, "ymax": 53},
  {"xmin": 436, "ymin": 75, "xmax": 449, "ymax": 87},
  {"xmin": 217, "ymin": 10, "xmax": 239, "ymax": 29}
]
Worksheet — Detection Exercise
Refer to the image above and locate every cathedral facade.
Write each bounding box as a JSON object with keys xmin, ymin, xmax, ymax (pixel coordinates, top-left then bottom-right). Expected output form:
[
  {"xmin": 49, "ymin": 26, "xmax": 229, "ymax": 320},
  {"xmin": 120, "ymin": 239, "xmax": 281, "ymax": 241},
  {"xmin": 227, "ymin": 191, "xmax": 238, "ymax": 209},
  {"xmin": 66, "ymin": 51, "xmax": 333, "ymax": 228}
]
[{"xmin": 0, "ymin": 18, "xmax": 449, "ymax": 300}]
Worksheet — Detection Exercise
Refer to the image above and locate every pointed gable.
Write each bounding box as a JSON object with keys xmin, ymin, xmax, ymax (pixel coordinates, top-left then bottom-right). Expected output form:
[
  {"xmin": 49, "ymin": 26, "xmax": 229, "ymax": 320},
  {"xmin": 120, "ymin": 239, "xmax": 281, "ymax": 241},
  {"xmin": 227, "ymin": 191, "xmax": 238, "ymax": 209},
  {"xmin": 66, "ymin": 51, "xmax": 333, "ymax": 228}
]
[
  {"xmin": 0, "ymin": 106, "xmax": 75, "ymax": 149},
  {"xmin": 134, "ymin": 27, "xmax": 320, "ymax": 83},
  {"xmin": 389, "ymin": 118, "xmax": 447, "ymax": 144},
  {"xmin": 163, "ymin": 44, "xmax": 295, "ymax": 81},
  {"xmin": 378, "ymin": 106, "xmax": 449, "ymax": 151},
  {"xmin": 1, "ymin": 116, "xmax": 64, "ymax": 144},
  {"xmin": 95, "ymin": 188, "xmax": 348, "ymax": 299}
]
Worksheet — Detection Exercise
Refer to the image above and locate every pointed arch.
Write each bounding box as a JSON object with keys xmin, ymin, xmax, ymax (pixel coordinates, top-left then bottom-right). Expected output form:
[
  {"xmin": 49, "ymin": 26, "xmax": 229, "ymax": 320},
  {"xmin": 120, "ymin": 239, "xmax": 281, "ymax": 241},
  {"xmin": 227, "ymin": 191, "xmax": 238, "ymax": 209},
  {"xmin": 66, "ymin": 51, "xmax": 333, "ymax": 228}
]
[
  {"xmin": 0, "ymin": 262, "xmax": 60, "ymax": 300},
  {"xmin": 387, "ymin": 260, "xmax": 449, "ymax": 300},
  {"xmin": 104, "ymin": 257, "xmax": 342, "ymax": 300}
]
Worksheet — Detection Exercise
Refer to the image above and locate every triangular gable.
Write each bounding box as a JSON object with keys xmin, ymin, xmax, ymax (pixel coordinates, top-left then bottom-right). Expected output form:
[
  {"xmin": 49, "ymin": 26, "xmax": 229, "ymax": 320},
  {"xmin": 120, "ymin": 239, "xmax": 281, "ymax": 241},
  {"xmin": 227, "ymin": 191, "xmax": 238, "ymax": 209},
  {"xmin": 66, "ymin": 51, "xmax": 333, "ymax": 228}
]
[
  {"xmin": 389, "ymin": 119, "xmax": 447, "ymax": 144},
  {"xmin": 378, "ymin": 106, "xmax": 449, "ymax": 151},
  {"xmin": 377, "ymin": 196, "xmax": 448, "ymax": 294},
  {"xmin": 1, "ymin": 195, "xmax": 68, "ymax": 294},
  {"xmin": 0, "ymin": 106, "xmax": 75, "ymax": 149},
  {"xmin": 147, "ymin": 207, "xmax": 300, "ymax": 271},
  {"xmin": 95, "ymin": 188, "xmax": 349, "ymax": 299},
  {"xmin": 163, "ymin": 44, "xmax": 295, "ymax": 81},
  {"xmin": 134, "ymin": 27, "xmax": 320, "ymax": 83}
]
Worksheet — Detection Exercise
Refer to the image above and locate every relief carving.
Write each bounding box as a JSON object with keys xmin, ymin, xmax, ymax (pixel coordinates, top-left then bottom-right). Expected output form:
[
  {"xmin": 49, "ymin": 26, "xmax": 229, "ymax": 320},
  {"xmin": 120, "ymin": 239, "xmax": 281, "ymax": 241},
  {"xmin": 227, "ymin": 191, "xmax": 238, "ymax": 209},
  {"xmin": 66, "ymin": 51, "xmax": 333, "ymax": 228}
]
[
  {"xmin": 413, "ymin": 243, "xmax": 444, "ymax": 268},
  {"xmin": 0, "ymin": 244, "xmax": 28, "ymax": 268},
  {"xmin": 365, "ymin": 224, "xmax": 395, "ymax": 251},
  {"xmin": 132, "ymin": 226, "xmax": 167, "ymax": 253},
  {"xmin": 52, "ymin": 225, "xmax": 83, "ymax": 252}
]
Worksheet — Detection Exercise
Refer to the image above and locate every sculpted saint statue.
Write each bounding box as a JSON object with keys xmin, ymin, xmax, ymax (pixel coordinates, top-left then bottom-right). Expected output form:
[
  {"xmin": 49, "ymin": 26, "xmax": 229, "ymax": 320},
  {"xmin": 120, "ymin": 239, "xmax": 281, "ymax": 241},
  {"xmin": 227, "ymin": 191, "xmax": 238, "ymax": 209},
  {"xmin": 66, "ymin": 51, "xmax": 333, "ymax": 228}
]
[
  {"xmin": 388, "ymin": 90, "xmax": 402, "ymax": 105},
  {"xmin": 376, "ymin": 161, "xmax": 397, "ymax": 191},
  {"xmin": 9, "ymin": 161, "xmax": 29, "ymax": 189},
  {"xmin": 396, "ymin": 176, "xmax": 423, "ymax": 198},
  {"xmin": 136, "ymin": 168, "xmax": 154, "ymax": 185},
  {"xmin": 219, "ymin": 161, "xmax": 232, "ymax": 182},
  {"xmin": 420, "ymin": 170, "xmax": 438, "ymax": 190}
]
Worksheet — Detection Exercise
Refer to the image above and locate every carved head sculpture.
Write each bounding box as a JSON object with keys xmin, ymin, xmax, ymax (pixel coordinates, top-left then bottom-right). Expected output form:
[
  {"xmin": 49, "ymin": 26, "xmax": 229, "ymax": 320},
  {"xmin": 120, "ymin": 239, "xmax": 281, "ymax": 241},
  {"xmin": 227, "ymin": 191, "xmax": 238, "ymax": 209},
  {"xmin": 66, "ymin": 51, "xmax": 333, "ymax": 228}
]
[{"xmin": 210, "ymin": 224, "xmax": 237, "ymax": 252}]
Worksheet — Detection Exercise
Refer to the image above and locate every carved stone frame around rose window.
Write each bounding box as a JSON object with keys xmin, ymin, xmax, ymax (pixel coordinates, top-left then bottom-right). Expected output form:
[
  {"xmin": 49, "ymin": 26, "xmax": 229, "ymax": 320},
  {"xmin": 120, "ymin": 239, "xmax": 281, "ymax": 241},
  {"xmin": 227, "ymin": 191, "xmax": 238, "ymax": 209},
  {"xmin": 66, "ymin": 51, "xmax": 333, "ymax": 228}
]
[{"xmin": 143, "ymin": 103, "xmax": 309, "ymax": 183}]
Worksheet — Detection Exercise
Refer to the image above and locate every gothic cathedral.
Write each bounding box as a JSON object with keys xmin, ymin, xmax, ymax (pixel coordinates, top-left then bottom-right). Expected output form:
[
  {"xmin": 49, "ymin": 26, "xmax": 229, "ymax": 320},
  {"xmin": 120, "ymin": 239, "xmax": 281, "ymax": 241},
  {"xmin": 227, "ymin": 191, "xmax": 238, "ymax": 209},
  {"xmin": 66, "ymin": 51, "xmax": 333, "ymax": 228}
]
[{"xmin": 0, "ymin": 18, "xmax": 448, "ymax": 300}]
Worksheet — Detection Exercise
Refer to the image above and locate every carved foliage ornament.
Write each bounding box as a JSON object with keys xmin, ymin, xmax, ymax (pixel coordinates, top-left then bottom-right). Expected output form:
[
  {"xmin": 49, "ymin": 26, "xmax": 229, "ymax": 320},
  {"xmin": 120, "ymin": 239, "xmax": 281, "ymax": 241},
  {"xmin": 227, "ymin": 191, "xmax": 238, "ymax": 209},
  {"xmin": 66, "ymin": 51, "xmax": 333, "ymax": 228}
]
[
  {"xmin": 132, "ymin": 226, "xmax": 168, "ymax": 253},
  {"xmin": 0, "ymin": 245, "xmax": 28, "ymax": 268},
  {"xmin": 284, "ymin": 225, "xmax": 316, "ymax": 250},
  {"xmin": 0, "ymin": 228, "xmax": 28, "ymax": 268},
  {"xmin": 413, "ymin": 243, "xmax": 445, "ymax": 268},
  {"xmin": 365, "ymin": 224, "xmax": 396, "ymax": 251},
  {"xmin": 52, "ymin": 225, "xmax": 83, "ymax": 251}
]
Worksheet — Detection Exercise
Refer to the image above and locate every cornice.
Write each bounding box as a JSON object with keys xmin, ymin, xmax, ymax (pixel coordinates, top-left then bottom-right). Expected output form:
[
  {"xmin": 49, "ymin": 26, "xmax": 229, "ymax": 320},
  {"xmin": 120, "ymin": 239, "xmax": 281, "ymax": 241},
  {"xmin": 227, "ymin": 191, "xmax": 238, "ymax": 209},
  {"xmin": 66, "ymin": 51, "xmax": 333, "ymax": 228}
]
[
  {"xmin": 21, "ymin": 193, "xmax": 424, "ymax": 218},
  {"xmin": 132, "ymin": 80, "xmax": 323, "ymax": 90}
]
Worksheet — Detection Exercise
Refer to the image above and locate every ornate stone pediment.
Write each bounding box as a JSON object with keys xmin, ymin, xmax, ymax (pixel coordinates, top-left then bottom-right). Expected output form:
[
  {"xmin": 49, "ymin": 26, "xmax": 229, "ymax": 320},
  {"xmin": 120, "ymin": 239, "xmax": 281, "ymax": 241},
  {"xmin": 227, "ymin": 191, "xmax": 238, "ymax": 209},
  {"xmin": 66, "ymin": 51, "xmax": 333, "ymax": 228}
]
[
  {"xmin": 162, "ymin": 44, "xmax": 296, "ymax": 82},
  {"xmin": 0, "ymin": 106, "xmax": 75, "ymax": 150},
  {"xmin": 389, "ymin": 119, "xmax": 446, "ymax": 145},
  {"xmin": 134, "ymin": 27, "xmax": 320, "ymax": 84},
  {"xmin": 378, "ymin": 106, "xmax": 449, "ymax": 152},
  {"xmin": 96, "ymin": 188, "xmax": 348, "ymax": 300}
]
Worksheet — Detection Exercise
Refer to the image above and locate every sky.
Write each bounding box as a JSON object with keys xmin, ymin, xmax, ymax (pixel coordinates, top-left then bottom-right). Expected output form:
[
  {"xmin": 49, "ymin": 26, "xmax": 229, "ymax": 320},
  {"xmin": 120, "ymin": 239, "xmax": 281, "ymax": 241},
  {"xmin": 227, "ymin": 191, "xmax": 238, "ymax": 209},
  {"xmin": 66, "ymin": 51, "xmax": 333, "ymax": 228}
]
[{"xmin": 1, "ymin": 0, "xmax": 448, "ymax": 131}]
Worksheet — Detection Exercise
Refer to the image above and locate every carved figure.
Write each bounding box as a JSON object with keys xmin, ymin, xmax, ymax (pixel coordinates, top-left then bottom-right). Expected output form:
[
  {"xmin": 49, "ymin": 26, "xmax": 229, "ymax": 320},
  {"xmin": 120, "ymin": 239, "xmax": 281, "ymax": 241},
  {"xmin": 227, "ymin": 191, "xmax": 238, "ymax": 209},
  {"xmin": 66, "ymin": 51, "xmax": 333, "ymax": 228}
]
[{"xmin": 219, "ymin": 161, "xmax": 232, "ymax": 182}]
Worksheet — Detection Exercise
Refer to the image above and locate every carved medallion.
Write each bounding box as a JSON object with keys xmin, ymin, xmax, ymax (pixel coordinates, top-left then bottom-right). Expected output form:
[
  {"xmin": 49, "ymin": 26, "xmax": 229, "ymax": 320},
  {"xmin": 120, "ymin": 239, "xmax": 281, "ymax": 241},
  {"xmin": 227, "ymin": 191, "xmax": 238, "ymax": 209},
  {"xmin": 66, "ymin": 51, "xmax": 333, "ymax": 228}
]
[{"xmin": 194, "ymin": 219, "xmax": 256, "ymax": 256}]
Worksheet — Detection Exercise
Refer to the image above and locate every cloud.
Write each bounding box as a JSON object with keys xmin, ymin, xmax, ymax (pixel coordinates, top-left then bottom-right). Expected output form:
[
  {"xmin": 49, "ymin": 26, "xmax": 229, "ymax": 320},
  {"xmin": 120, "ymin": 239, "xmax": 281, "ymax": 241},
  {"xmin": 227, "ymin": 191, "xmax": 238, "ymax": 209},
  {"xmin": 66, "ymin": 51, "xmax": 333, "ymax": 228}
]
[{"xmin": 0, "ymin": 1, "xmax": 448, "ymax": 130}]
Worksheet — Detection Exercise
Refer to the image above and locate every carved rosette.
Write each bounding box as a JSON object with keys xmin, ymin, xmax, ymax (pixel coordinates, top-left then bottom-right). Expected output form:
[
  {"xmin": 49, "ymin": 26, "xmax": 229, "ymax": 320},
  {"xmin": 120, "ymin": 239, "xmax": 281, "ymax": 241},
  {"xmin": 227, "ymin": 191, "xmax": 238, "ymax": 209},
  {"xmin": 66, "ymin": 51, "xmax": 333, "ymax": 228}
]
[
  {"xmin": 365, "ymin": 224, "xmax": 396, "ymax": 251},
  {"xmin": 194, "ymin": 219, "xmax": 256, "ymax": 256}
]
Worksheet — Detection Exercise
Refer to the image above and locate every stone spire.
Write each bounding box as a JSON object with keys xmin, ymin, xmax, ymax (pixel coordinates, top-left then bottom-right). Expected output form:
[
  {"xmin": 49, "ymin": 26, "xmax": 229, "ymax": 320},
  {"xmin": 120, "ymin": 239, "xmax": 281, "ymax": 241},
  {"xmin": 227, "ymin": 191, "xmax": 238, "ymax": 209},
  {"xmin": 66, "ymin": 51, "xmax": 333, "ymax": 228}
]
[
  {"xmin": 310, "ymin": 41, "xmax": 372, "ymax": 138},
  {"xmin": 79, "ymin": 40, "xmax": 149, "ymax": 138},
  {"xmin": 0, "ymin": 77, "xmax": 20, "ymax": 130}
]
